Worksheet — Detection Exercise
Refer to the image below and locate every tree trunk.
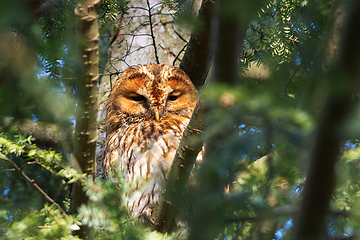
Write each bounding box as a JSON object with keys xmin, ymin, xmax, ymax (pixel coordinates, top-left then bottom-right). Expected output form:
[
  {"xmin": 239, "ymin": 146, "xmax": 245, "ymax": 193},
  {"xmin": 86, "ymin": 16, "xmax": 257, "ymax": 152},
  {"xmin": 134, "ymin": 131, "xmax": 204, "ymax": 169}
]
[{"xmin": 72, "ymin": 0, "xmax": 100, "ymax": 239}]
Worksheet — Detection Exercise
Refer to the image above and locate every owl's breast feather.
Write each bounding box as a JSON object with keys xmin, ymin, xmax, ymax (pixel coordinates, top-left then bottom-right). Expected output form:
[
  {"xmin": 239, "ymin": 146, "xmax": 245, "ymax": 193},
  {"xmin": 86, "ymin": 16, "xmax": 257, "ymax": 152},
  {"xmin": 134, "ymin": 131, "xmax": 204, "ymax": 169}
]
[{"xmin": 118, "ymin": 117, "xmax": 190, "ymax": 218}]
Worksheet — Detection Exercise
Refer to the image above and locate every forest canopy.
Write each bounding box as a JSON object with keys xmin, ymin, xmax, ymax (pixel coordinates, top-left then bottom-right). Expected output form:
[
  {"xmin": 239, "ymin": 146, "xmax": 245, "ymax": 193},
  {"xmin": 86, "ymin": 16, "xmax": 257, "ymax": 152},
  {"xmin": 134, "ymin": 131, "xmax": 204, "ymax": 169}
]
[{"xmin": 1, "ymin": 0, "xmax": 360, "ymax": 239}]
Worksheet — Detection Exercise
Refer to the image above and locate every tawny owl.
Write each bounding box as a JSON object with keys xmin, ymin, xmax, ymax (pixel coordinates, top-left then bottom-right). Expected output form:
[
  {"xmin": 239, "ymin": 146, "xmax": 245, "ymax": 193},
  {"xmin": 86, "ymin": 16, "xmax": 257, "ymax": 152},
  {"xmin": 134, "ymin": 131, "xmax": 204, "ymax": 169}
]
[{"xmin": 102, "ymin": 64, "xmax": 199, "ymax": 219}]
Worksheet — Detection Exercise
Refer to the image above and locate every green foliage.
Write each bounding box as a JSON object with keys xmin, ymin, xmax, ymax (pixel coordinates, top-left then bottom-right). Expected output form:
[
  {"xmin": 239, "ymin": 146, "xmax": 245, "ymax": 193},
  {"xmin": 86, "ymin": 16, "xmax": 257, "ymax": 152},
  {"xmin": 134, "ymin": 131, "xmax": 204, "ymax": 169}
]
[
  {"xmin": 78, "ymin": 173, "xmax": 174, "ymax": 240},
  {"xmin": 98, "ymin": 0, "xmax": 129, "ymax": 35},
  {"xmin": 1, "ymin": 206, "xmax": 81, "ymax": 240},
  {"xmin": 0, "ymin": 130, "xmax": 82, "ymax": 238},
  {"xmin": 187, "ymin": 1, "xmax": 360, "ymax": 238},
  {"xmin": 0, "ymin": 132, "xmax": 172, "ymax": 239},
  {"xmin": 1, "ymin": 0, "xmax": 360, "ymax": 239},
  {"xmin": 197, "ymin": 77, "xmax": 360, "ymax": 237},
  {"xmin": 0, "ymin": 131, "xmax": 85, "ymax": 184},
  {"xmin": 243, "ymin": 0, "xmax": 332, "ymax": 69},
  {"xmin": 190, "ymin": 81, "xmax": 307, "ymax": 238}
]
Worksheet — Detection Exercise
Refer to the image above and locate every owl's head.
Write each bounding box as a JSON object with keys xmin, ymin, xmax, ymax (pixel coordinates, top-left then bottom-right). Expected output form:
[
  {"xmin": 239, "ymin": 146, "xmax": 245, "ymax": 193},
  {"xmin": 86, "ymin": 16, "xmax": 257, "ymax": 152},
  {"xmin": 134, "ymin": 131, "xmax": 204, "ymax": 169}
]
[{"xmin": 106, "ymin": 64, "xmax": 198, "ymax": 131}]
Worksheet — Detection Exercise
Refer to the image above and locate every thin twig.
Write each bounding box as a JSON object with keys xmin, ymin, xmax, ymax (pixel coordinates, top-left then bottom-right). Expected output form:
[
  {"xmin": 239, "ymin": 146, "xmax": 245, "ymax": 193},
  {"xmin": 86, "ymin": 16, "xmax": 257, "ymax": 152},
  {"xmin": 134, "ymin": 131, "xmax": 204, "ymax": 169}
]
[
  {"xmin": 2, "ymin": 154, "xmax": 68, "ymax": 218},
  {"xmin": 172, "ymin": 25, "xmax": 188, "ymax": 43},
  {"xmin": 2, "ymin": 168, "xmax": 16, "ymax": 172},
  {"xmin": 146, "ymin": 0, "xmax": 160, "ymax": 64},
  {"xmin": 173, "ymin": 43, "xmax": 187, "ymax": 66},
  {"xmin": 100, "ymin": 71, "xmax": 123, "ymax": 76},
  {"xmin": 228, "ymin": 207, "xmax": 298, "ymax": 223},
  {"xmin": 19, "ymin": 161, "xmax": 37, "ymax": 171},
  {"xmin": 44, "ymin": 205, "xmax": 60, "ymax": 222}
]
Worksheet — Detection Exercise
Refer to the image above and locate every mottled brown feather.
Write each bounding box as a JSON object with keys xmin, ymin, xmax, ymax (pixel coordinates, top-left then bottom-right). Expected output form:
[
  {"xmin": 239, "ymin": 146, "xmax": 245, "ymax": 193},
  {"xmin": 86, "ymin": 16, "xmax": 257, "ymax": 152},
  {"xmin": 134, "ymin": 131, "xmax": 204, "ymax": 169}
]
[{"xmin": 102, "ymin": 64, "xmax": 200, "ymax": 219}]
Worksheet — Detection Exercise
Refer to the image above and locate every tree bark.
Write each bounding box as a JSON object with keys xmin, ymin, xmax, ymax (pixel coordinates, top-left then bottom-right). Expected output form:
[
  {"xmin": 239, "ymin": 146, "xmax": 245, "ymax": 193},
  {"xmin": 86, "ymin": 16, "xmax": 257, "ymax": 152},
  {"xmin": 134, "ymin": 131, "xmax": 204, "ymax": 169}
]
[
  {"xmin": 180, "ymin": 0, "xmax": 214, "ymax": 88},
  {"xmin": 72, "ymin": 0, "xmax": 100, "ymax": 239}
]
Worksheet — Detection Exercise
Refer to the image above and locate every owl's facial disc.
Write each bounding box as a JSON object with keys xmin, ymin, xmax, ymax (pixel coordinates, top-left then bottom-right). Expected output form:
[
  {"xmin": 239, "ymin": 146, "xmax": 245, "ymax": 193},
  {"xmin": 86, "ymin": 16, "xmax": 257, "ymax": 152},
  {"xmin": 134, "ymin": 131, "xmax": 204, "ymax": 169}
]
[{"xmin": 111, "ymin": 64, "xmax": 198, "ymax": 124}]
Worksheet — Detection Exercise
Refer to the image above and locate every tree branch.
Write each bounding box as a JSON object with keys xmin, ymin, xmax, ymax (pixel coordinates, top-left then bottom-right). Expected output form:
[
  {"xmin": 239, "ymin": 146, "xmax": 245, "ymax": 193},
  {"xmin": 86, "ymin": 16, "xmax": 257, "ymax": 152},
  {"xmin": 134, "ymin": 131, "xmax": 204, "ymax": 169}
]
[
  {"xmin": 0, "ymin": 153, "xmax": 68, "ymax": 218},
  {"xmin": 150, "ymin": 101, "xmax": 204, "ymax": 233},
  {"xmin": 180, "ymin": 0, "xmax": 214, "ymax": 88}
]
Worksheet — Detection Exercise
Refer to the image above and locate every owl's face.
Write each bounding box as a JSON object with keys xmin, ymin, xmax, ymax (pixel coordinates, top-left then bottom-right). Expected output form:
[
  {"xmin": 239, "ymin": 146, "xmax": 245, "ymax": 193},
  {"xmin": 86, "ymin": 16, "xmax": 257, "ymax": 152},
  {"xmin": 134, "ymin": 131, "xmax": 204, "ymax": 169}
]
[{"xmin": 107, "ymin": 64, "xmax": 198, "ymax": 131}]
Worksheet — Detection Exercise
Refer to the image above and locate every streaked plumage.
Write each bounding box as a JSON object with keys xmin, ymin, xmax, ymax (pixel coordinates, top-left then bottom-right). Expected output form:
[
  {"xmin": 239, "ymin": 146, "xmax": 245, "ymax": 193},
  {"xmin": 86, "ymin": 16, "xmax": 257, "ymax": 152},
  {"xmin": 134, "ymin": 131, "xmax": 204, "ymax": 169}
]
[{"xmin": 102, "ymin": 64, "xmax": 198, "ymax": 218}]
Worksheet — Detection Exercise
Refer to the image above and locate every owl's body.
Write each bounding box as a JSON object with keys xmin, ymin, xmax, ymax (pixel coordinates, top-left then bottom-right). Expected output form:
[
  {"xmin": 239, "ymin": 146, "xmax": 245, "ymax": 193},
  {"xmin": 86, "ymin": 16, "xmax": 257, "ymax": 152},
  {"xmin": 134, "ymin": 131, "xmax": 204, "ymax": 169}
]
[{"xmin": 102, "ymin": 64, "xmax": 198, "ymax": 218}]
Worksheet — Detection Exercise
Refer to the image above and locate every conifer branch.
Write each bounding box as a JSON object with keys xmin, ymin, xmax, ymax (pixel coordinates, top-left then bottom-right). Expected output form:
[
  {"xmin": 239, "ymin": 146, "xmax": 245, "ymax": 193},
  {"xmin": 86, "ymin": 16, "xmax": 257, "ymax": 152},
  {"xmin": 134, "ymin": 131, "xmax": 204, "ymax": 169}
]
[{"xmin": 1, "ymin": 153, "xmax": 68, "ymax": 218}]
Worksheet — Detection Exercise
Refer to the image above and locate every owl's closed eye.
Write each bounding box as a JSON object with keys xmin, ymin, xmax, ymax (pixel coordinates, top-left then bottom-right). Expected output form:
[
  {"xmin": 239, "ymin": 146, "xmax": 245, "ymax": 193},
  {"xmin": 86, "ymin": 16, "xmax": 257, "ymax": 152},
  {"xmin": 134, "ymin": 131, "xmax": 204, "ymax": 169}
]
[{"xmin": 102, "ymin": 64, "xmax": 199, "ymax": 219}]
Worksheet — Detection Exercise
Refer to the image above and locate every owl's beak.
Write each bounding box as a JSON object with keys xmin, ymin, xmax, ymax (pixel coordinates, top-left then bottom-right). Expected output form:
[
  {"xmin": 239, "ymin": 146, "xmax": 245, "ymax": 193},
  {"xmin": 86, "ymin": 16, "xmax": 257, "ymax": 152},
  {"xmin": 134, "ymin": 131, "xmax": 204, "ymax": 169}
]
[{"xmin": 155, "ymin": 111, "xmax": 160, "ymax": 121}]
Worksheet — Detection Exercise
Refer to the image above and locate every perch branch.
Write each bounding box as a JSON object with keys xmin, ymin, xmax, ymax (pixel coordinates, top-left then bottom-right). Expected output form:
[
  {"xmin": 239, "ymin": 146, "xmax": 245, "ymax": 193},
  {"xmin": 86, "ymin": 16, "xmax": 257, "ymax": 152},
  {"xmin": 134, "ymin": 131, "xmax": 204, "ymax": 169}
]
[{"xmin": 150, "ymin": 101, "xmax": 204, "ymax": 233}]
